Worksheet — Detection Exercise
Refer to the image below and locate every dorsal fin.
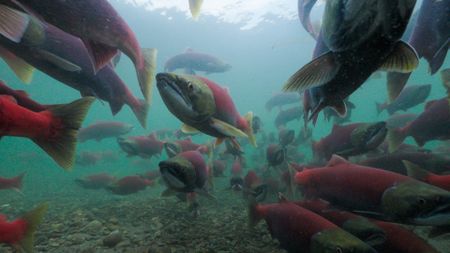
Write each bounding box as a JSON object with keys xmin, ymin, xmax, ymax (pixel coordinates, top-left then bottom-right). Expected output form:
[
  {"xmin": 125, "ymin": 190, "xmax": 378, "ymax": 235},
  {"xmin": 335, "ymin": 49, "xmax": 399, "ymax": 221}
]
[
  {"xmin": 277, "ymin": 192, "xmax": 289, "ymax": 203},
  {"xmin": 148, "ymin": 133, "xmax": 157, "ymax": 140},
  {"xmin": 327, "ymin": 155, "xmax": 348, "ymax": 167},
  {"xmin": 403, "ymin": 160, "xmax": 430, "ymax": 180}
]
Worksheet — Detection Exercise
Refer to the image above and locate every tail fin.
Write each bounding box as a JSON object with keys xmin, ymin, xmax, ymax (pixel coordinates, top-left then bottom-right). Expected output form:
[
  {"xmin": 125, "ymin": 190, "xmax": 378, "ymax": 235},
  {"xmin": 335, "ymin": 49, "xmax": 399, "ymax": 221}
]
[
  {"xmin": 33, "ymin": 97, "xmax": 94, "ymax": 170},
  {"xmin": 20, "ymin": 203, "xmax": 48, "ymax": 253},
  {"xmin": 138, "ymin": 48, "xmax": 158, "ymax": 103},
  {"xmin": 0, "ymin": 46, "xmax": 34, "ymax": 84},
  {"xmin": 244, "ymin": 111, "xmax": 257, "ymax": 147},
  {"xmin": 387, "ymin": 128, "xmax": 407, "ymax": 153},
  {"xmin": 189, "ymin": 0, "xmax": 204, "ymax": 20},
  {"xmin": 248, "ymin": 197, "xmax": 262, "ymax": 228},
  {"xmin": 403, "ymin": 160, "xmax": 430, "ymax": 181},
  {"xmin": 128, "ymin": 98, "xmax": 149, "ymax": 129},
  {"xmin": 375, "ymin": 102, "xmax": 385, "ymax": 115}
]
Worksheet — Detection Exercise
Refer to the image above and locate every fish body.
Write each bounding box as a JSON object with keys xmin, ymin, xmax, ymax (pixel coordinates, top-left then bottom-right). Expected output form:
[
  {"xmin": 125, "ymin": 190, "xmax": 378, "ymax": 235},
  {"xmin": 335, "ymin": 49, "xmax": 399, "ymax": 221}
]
[
  {"xmin": 249, "ymin": 199, "xmax": 377, "ymax": 253},
  {"xmin": 156, "ymin": 73, "xmax": 256, "ymax": 147},
  {"xmin": 286, "ymin": 0, "xmax": 418, "ymax": 121},
  {"xmin": 294, "ymin": 199, "xmax": 386, "ymax": 248},
  {"xmin": 78, "ymin": 121, "xmax": 133, "ymax": 142},
  {"xmin": 14, "ymin": 0, "xmax": 154, "ymax": 101},
  {"xmin": 75, "ymin": 173, "xmax": 116, "ymax": 189},
  {"xmin": 385, "ymin": 113, "xmax": 417, "ymax": 129},
  {"xmin": 231, "ymin": 159, "xmax": 243, "ymax": 177},
  {"xmin": 359, "ymin": 151, "xmax": 450, "ymax": 175},
  {"xmin": 0, "ymin": 81, "xmax": 46, "ymax": 112},
  {"xmin": 117, "ymin": 134, "xmax": 164, "ymax": 159},
  {"xmin": 159, "ymin": 151, "xmax": 209, "ymax": 194},
  {"xmin": 265, "ymin": 93, "xmax": 300, "ymax": 112},
  {"xmin": 266, "ymin": 144, "xmax": 285, "ymax": 167},
  {"xmin": 163, "ymin": 138, "xmax": 209, "ymax": 158},
  {"xmin": 107, "ymin": 176, "xmax": 152, "ymax": 195},
  {"xmin": 0, "ymin": 15, "xmax": 149, "ymax": 127},
  {"xmin": 389, "ymin": 98, "xmax": 450, "ymax": 149},
  {"xmin": 274, "ymin": 106, "xmax": 302, "ymax": 128},
  {"xmin": 0, "ymin": 94, "xmax": 93, "ymax": 169},
  {"xmin": 212, "ymin": 160, "xmax": 226, "ymax": 177},
  {"xmin": 295, "ymin": 155, "xmax": 450, "ymax": 225},
  {"xmin": 376, "ymin": 84, "xmax": 431, "ymax": 115},
  {"xmin": 164, "ymin": 49, "xmax": 231, "ymax": 75},
  {"xmin": 313, "ymin": 122, "xmax": 387, "ymax": 161}
]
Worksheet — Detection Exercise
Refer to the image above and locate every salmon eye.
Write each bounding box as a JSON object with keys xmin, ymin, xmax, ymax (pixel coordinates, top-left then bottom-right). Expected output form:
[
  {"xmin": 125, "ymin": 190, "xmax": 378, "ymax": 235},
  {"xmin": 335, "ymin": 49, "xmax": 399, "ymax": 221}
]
[
  {"xmin": 418, "ymin": 198, "xmax": 426, "ymax": 205},
  {"xmin": 187, "ymin": 82, "xmax": 194, "ymax": 91}
]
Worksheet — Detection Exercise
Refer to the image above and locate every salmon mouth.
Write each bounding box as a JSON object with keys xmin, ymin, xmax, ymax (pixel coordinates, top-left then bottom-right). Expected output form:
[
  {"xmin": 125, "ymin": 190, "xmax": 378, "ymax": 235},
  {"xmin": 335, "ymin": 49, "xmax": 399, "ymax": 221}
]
[
  {"xmin": 156, "ymin": 73, "xmax": 193, "ymax": 112},
  {"xmin": 117, "ymin": 137, "xmax": 137, "ymax": 155},
  {"xmin": 164, "ymin": 142, "xmax": 180, "ymax": 157},
  {"xmin": 414, "ymin": 202, "xmax": 450, "ymax": 226},
  {"xmin": 159, "ymin": 162, "xmax": 187, "ymax": 190},
  {"xmin": 365, "ymin": 122, "xmax": 387, "ymax": 149}
]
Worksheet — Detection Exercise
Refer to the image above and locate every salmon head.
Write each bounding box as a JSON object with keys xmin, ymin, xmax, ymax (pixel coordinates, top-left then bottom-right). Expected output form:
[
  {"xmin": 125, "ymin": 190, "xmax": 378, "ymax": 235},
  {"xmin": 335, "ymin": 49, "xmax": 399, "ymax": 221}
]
[
  {"xmin": 350, "ymin": 121, "xmax": 387, "ymax": 151},
  {"xmin": 159, "ymin": 155, "xmax": 197, "ymax": 192},
  {"xmin": 156, "ymin": 73, "xmax": 215, "ymax": 125},
  {"xmin": 381, "ymin": 180, "xmax": 450, "ymax": 226}
]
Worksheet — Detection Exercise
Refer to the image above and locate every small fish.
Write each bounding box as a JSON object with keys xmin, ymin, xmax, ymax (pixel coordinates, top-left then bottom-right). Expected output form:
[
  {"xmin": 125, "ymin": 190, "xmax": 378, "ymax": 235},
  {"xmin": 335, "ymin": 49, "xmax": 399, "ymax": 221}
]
[
  {"xmin": 164, "ymin": 48, "xmax": 231, "ymax": 75},
  {"xmin": 229, "ymin": 176, "xmax": 244, "ymax": 191},
  {"xmin": 388, "ymin": 97, "xmax": 450, "ymax": 150},
  {"xmin": 78, "ymin": 121, "xmax": 134, "ymax": 142},
  {"xmin": 248, "ymin": 196, "xmax": 377, "ymax": 253},
  {"xmin": 156, "ymin": 73, "xmax": 256, "ymax": 149},
  {"xmin": 107, "ymin": 176, "xmax": 153, "ymax": 195},
  {"xmin": 117, "ymin": 133, "xmax": 164, "ymax": 159},
  {"xmin": 75, "ymin": 173, "xmax": 116, "ymax": 190},
  {"xmin": 265, "ymin": 92, "xmax": 300, "ymax": 112},
  {"xmin": 0, "ymin": 93, "xmax": 94, "ymax": 170},
  {"xmin": 0, "ymin": 173, "xmax": 25, "ymax": 191},
  {"xmin": 274, "ymin": 106, "xmax": 302, "ymax": 128},
  {"xmin": 163, "ymin": 137, "xmax": 209, "ymax": 158},
  {"xmin": 296, "ymin": 155, "xmax": 450, "ymax": 226},
  {"xmin": 0, "ymin": 203, "xmax": 48, "ymax": 253},
  {"xmin": 376, "ymin": 84, "xmax": 431, "ymax": 115}
]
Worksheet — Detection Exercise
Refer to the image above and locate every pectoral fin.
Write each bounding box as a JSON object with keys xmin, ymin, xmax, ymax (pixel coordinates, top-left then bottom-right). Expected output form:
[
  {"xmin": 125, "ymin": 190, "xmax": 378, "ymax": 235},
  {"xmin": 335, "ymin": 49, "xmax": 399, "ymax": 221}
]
[
  {"xmin": 283, "ymin": 51, "xmax": 338, "ymax": 92},
  {"xmin": 380, "ymin": 41, "xmax": 419, "ymax": 73},
  {"xmin": 0, "ymin": 4, "xmax": 30, "ymax": 43},
  {"xmin": 181, "ymin": 124, "xmax": 200, "ymax": 134},
  {"xmin": 210, "ymin": 118, "xmax": 248, "ymax": 138},
  {"xmin": 37, "ymin": 50, "xmax": 81, "ymax": 72}
]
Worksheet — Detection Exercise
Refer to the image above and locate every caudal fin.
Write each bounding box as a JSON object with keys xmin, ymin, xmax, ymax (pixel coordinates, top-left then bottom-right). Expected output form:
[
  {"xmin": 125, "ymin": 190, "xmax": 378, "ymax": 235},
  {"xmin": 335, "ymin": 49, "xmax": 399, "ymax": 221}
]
[
  {"xmin": 387, "ymin": 128, "xmax": 407, "ymax": 153},
  {"xmin": 130, "ymin": 98, "xmax": 149, "ymax": 129},
  {"xmin": 137, "ymin": 48, "xmax": 158, "ymax": 103},
  {"xmin": 244, "ymin": 111, "xmax": 257, "ymax": 147},
  {"xmin": 189, "ymin": 0, "xmax": 204, "ymax": 20},
  {"xmin": 33, "ymin": 97, "xmax": 94, "ymax": 170},
  {"xmin": 20, "ymin": 203, "xmax": 48, "ymax": 253}
]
